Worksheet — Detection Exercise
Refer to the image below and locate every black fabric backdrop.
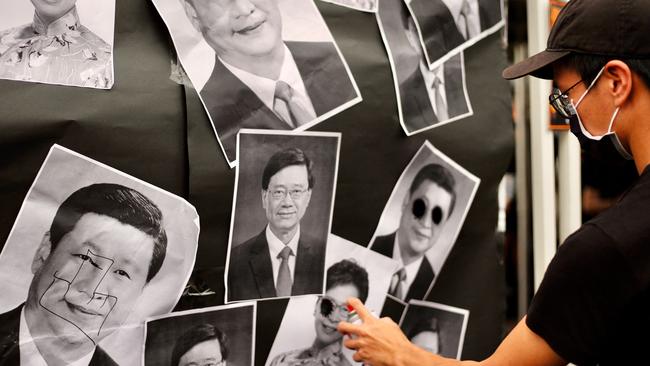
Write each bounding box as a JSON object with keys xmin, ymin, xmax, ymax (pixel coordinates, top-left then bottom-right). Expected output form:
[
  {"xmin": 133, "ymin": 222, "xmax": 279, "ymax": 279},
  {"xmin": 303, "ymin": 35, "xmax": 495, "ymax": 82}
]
[{"xmin": 0, "ymin": 0, "xmax": 513, "ymax": 364}]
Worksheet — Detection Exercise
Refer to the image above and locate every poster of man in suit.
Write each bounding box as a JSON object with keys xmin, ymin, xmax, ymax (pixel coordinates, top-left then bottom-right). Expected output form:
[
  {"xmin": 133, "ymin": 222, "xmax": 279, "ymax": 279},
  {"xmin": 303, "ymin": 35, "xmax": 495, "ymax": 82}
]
[
  {"xmin": 377, "ymin": 0, "xmax": 472, "ymax": 135},
  {"xmin": 404, "ymin": 0, "xmax": 504, "ymax": 70},
  {"xmin": 226, "ymin": 130, "xmax": 340, "ymax": 302},
  {"xmin": 150, "ymin": 0, "xmax": 360, "ymax": 166},
  {"xmin": 368, "ymin": 141, "xmax": 479, "ymax": 303},
  {"xmin": 0, "ymin": 145, "xmax": 199, "ymax": 365}
]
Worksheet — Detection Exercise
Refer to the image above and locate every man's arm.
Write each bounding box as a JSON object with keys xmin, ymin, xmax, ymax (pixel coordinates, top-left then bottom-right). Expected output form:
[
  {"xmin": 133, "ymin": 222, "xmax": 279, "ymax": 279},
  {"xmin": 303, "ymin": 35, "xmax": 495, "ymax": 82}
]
[{"xmin": 338, "ymin": 298, "xmax": 566, "ymax": 366}]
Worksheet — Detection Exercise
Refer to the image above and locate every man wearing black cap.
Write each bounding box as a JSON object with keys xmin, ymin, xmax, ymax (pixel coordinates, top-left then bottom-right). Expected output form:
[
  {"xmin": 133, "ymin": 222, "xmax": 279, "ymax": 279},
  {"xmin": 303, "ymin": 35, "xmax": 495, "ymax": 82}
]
[{"xmin": 337, "ymin": 0, "xmax": 650, "ymax": 365}]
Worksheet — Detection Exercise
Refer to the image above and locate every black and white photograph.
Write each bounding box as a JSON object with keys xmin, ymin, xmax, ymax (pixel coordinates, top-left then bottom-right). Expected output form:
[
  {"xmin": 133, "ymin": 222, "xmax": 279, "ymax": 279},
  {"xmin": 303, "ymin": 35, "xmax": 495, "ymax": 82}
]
[
  {"xmin": 0, "ymin": 0, "xmax": 115, "ymax": 89},
  {"xmin": 320, "ymin": 0, "xmax": 378, "ymax": 13},
  {"xmin": 226, "ymin": 130, "xmax": 341, "ymax": 303},
  {"xmin": 405, "ymin": 0, "xmax": 504, "ymax": 70},
  {"xmin": 150, "ymin": 0, "xmax": 361, "ymax": 166},
  {"xmin": 0, "ymin": 145, "xmax": 199, "ymax": 365},
  {"xmin": 377, "ymin": 0, "xmax": 472, "ymax": 135},
  {"xmin": 369, "ymin": 141, "xmax": 480, "ymax": 302},
  {"xmin": 264, "ymin": 234, "xmax": 397, "ymax": 366},
  {"xmin": 400, "ymin": 300, "xmax": 469, "ymax": 359},
  {"xmin": 145, "ymin": 302, "xmax": 256, "ymax": 366}
]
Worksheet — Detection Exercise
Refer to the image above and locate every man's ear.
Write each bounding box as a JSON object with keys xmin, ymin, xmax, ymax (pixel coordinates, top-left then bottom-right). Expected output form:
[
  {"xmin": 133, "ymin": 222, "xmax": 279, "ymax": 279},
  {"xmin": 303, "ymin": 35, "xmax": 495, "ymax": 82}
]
[
  {"xmin": 181, "ymin": 0, "xmax": 203, "ymax": 33},
  {"xmin": 262, "ymin": 189, "xmax": 268, "ymax": 210},
  {"xmin": 604, "ymin": 60, "xmax": 633, "ymax": 108},
  {"xmin": 31, "ymin": 232, "xmax": 52, "ymax": 275},
  {"xmin": 304, "ymin": 188, "xmax": 312, "ymax": 207}
]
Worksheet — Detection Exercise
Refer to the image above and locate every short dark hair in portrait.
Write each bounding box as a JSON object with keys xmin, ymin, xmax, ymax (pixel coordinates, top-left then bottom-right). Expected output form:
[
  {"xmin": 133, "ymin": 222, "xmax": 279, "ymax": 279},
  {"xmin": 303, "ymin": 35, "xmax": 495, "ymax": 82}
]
[
  {"xmin": 145, "ymin": 305, "xmax": 254, "ymax": 366},
  {"xmin": 171, "ymin": 323, "xmax": 229, "ymax": 366},
  {"xmin": 231, "ymin": 133, "xmax": 338, "ymax": 247},
  {"xmin": 262, "ymin": 148, "xmax": 315, "ymax": 190},
  {"xmin": 400, "ymin": 305, "xmax": 466, "ymax": 359},
  {"xmin": 409, "ymin": 164, "xmax": 457, "ymax": 218},
  {"xmin": 326, "ymin": 259, "xmax": 369, "ymax": 303},
  {"xmin": 49, "ymin": 183, "xmax": 167, "ymax": 282}
]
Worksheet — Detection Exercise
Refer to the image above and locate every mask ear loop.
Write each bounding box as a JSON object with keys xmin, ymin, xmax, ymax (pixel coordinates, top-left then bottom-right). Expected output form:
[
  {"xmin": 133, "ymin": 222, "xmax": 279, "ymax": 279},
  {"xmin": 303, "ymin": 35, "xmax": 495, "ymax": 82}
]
[
  {"xmin": 575, "ymin": 66, "xmax": 606, "ymax": 108},
  {"xmin": 606, "ymin": 107, "xmax": 621, "ymax": 134}
]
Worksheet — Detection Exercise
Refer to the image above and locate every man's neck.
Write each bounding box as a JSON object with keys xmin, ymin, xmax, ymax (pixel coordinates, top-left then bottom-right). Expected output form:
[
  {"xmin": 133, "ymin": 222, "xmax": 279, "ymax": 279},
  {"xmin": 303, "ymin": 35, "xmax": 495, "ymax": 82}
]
[
  {"xmin": 217, "ymin": 45, "xmax": 285, "ymax": 80},
  {"xmin": 396, "ymin": 231, "xmax": 423, "ymax": 266},
  {"xmin": 269, "ymin": 225, "xmax": 298, "ymax": 244},
  {"xmin": 623, "ymin": 86, "xmax": 650, "ymax": 174},
  {"xmin": 24, "ymin": 302, "xmax": 95, "ymax": 366}
]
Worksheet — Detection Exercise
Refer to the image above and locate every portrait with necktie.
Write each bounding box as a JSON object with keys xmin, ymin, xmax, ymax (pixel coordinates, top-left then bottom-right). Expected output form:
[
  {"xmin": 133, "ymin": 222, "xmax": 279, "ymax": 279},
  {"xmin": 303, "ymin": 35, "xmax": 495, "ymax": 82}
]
[
  {"xmin": 370, "ymin": 164, "xmax": 456, "ymax": 302},
  {"xmin": 376, "ymin": 0, "xmax": 471, "ymax": 135},
  {"xmin": 405, "ymin": 0, "xmax": 502, "ymax": 69},
  {"xmin": 178, "ymin": 0, "xmax": 358, "ymax": 164},
  {"xmin": 227, "ymin": 131, "xmax": 339, "ymax": 302}
]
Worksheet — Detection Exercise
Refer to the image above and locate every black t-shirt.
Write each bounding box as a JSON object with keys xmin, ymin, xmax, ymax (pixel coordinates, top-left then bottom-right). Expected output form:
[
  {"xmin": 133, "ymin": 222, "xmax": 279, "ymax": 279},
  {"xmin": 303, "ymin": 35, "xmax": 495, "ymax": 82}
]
[{"xmin": 527, "ymin": 166, "xmax": 650, "ymax": 366}]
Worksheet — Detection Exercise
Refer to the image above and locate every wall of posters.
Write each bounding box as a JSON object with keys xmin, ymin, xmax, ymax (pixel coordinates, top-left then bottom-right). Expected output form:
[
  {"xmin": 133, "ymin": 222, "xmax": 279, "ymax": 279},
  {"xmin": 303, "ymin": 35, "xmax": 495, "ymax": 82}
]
[{"xmin": 0, "ymin": 0, "xmax": 514, "ymax": 363}]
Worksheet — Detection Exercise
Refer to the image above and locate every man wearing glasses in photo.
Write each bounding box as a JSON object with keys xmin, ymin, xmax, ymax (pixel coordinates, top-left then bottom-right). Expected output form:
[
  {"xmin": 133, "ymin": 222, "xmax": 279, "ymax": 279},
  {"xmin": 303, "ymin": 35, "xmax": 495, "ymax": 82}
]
[
  {"xmin": 270, "ymin": 259, "xmax": 369, "ymax": 366},
  {"xmin": 228, "ymin": 147, "xmax": 325, "ymax": 301},
  {"xmin": 370, "ymin": 164, "xmax": 456, "ymax": 302},
  {"xmin": 338, "ymin": 0, "xmax": 650, "ymax": 365}
]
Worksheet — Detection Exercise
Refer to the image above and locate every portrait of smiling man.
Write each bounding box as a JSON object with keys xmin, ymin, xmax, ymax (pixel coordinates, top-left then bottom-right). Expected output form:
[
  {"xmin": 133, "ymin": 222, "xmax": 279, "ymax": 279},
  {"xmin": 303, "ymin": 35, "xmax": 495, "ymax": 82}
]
[
  {"xmin": 0, "ymin": 0, "xmax": 114, "ymax": 88},
  {"xmin": 228, "ymin": 146, "xmax": 326, "ymax": 302},
  {"xmin": 174, "ymin": 0, "xmax": 358, "ymax": 163},
  {"xmin": 0, "ymin": 183, "xmax": 167, "ymax": 366},
  {"xmin": 370, "ymin": 163, "xmax": 456, "ymax": 302}
]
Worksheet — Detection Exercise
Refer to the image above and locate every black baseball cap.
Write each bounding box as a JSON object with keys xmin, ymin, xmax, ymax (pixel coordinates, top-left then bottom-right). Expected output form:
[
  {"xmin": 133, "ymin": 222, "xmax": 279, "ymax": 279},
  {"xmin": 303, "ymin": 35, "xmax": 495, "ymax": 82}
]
[{"xmin": 503, "ymin": 0, "xmax": 650, "ymax": 80}]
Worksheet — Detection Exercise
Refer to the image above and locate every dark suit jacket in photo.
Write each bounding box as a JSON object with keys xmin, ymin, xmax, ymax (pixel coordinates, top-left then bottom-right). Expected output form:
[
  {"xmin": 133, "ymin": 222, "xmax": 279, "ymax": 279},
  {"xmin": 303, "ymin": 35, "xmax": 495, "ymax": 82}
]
[
  {"xmin": 228, "ymin": 229, "xmax": 326, "ymax": 301},
  {"xmin": 399, "ymin": 53, "xmax": 469, "ymax": 133},
  {"xmin": 0, "ymin": 305, "xmax": 118, "ymax": 365},
  {"xmin": 370, "ymin": 232, "xmax": 435, "ymax": 301},
  {"xmin": 199, "ymin": 41, "xmax": 357, "ymax": 162},
  {"xmin": 409, "ymin": 0, "xmax": 502, "ymax": 65}
]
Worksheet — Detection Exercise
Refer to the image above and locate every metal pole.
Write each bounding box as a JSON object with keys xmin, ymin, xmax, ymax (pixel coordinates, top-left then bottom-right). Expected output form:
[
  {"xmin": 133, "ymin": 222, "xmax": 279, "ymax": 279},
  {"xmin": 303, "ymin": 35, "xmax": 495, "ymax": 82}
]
[
  {"xmin": 557, "ymin": 133, "xmax": 582, "ymax": 242},
  {"xmin": 526, "ymin": 0, "xmax": 557, "ymax": 290}
]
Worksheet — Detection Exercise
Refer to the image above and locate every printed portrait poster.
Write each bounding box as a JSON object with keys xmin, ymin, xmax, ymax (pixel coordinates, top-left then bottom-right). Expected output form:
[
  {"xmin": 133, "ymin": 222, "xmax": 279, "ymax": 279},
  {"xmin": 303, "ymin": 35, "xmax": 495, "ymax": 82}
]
[
  {"xmin": 226, "ymin": 130, "xmax": 341, "ymax": 303},
  {"xmin": 150, "ymin": 0, "xmax": 361, "ymax": 166},
  {"xmin": 0, "ymin": 0, "xmax": 115, "ymax": 89},
  {"xmin": 369, "ymin": 141, "xmax": 480, "ymax": 303},
  {"xmin": 264, "ymin": 234, "xmax": 399, "ymax": 366},
  {"xmin": 0, "ymin": 145, "xmax": 199, "ymax": 365},
  {"xmin": 320, "ymin": 0, "xmax": 378, "ymax": 13},
  {"xmin": 377, "ymin": 0, "xmax": 473, "ymax": 135},
  {"xmin": 404, "ymin": 0, "xmax": 504, "ymax": 70},
  {"xmin": 145, "ymin": 302, "xmax": 256, "ymax": 366},
  {"xmin": 400, "ymin": 300, "xmax": 469, "ymax": 359}
]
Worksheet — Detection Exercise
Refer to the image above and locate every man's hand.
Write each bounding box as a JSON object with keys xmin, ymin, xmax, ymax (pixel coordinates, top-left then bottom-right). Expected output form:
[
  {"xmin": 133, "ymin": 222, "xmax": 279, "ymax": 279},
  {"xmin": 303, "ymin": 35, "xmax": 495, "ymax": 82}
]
[{"xmin": 338, "ymin": 298, "xmax": 457, "ymax": 366}]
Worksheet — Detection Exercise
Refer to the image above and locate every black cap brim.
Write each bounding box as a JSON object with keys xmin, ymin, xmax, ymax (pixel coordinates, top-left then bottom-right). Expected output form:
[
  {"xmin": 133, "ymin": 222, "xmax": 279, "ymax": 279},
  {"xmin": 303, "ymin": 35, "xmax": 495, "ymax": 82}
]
[{"xmin": 502, "ymin": 50, "xmax": 571, "ymax": 80}]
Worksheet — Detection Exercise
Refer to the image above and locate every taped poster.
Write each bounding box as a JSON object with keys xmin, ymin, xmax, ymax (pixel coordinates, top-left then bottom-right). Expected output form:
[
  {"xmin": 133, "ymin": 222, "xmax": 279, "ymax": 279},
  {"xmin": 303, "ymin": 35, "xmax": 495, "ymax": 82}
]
[
  {"xmin": 405, "ymin": 0, "xmax": 504, "ymax": 70},
  {"xmin": 368, "ymin": 141, "xmax": 479, "ymax": 304},
  {"xmin": 0, "ymin": 0, "xmax": 115, "ymax": 89},
  {"xmin": 226, "ymin": 130, "xmax": 341, "ymax": 303},
  {"xmin": 0, "ymin": 144, "xmax": 199, "ymax": 365},
  {"xmin": 145, "ymin": 302, "xmax": 256, "ymax": 366},
  {"xmin": 150, "ymin": 0, "xmax": 361, "ymax": 166},
  {"xmin": 264, "ymin": 234, "xmax": 399, "ymax": 366}
]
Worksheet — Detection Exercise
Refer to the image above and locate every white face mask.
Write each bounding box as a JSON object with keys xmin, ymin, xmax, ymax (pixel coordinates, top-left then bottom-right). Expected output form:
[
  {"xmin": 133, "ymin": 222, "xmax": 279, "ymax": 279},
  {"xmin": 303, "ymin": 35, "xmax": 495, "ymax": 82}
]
[
  {"xmin": 568, "ymin": 66, "xmax": 632, "ymax": 160},
  {"xmin": 572, "ymin": 67, "xmax": 621, "ymax": 140}
]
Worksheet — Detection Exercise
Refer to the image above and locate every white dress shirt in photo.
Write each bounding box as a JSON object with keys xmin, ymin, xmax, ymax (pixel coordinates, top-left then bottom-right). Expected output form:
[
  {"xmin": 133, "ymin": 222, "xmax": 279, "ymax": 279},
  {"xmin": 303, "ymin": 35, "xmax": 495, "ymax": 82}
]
[
  {"xmin": 266, "ymin": 225, "xmax": 300, "ymax": 287},
  {"xmin": 441, "ymin": 0, "xmax": 482, "ymax": 39},
  {"xmin": 391, "ymin": 234, "xmax": 425, "ymax": 300},
  {"xmin": 20, "ymin": 308, "xmax": 94, "ymax": 366},
  {"xmin": 219, "ymin": 44, "xmax": 317, "ymax": 127},
  {"xmin": 419, "ymin": 62, "xmax": 449, "ymax": 120}
]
